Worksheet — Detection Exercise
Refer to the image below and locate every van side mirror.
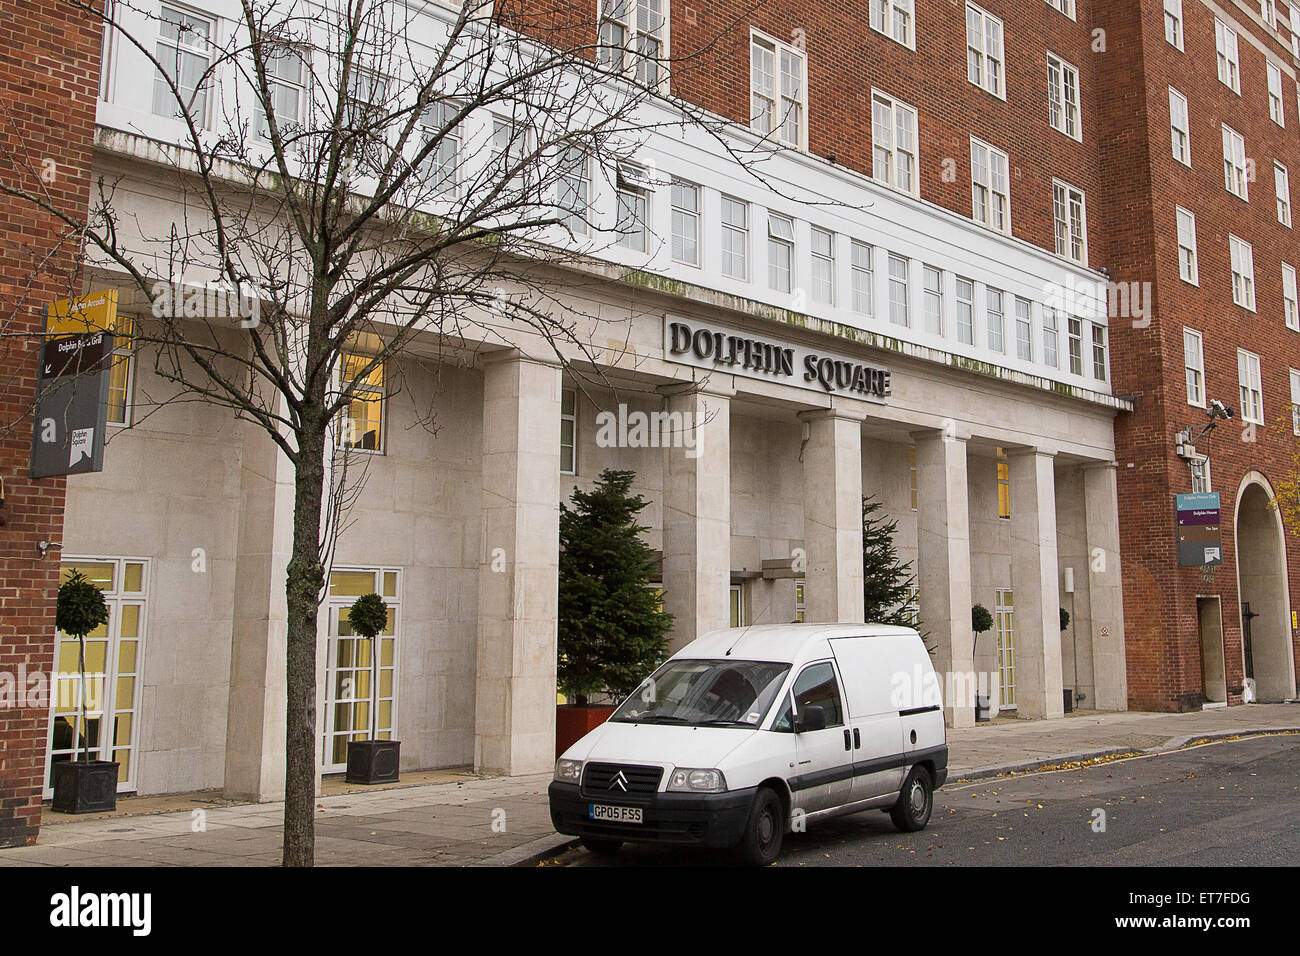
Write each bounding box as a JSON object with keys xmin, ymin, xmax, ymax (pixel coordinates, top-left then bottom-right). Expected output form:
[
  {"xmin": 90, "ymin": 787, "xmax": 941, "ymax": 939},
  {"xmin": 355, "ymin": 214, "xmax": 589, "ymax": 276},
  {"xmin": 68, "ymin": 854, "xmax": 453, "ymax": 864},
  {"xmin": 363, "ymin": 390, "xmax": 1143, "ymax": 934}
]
[{"xmin": 795, "ymin": 705, "xmax": 826, "ymax": 733}]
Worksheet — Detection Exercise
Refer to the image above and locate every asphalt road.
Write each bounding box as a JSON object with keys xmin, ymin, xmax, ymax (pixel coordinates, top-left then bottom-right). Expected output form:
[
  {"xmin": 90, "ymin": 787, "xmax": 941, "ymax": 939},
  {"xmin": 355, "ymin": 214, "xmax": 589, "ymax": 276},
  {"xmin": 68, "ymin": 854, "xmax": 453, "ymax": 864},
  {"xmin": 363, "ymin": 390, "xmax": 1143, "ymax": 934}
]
[{"xmin": 549, "ymin": 734, "xmax": 1300, "ymax": 866}]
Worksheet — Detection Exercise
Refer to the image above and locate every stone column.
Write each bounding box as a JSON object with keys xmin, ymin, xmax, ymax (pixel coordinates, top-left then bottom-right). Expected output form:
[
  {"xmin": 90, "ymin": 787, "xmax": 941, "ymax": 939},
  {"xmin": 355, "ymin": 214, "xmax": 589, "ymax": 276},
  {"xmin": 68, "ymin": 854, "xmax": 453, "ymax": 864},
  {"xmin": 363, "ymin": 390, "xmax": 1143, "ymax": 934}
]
[
  {"xmin": 474, "ymin": 352, "xmax": 562, "ymax": 776},
  {"xmin": 660, "ymin": 384, "xmax": 732, "ymax": 651},
  {"xmin": 799, "ymin": 409, "xmax": 866, "ymax": 623},
  {"xmin": 1083, "ymin": 461, "xmax": 1128, "ymax": 710},
  {"xmin": 913, "ymin": 429, "xmax": 974, "ymax": 727},
  {"xmin": 1009, "ymin": 449, "xmax": 1064, "ymax": 719}
]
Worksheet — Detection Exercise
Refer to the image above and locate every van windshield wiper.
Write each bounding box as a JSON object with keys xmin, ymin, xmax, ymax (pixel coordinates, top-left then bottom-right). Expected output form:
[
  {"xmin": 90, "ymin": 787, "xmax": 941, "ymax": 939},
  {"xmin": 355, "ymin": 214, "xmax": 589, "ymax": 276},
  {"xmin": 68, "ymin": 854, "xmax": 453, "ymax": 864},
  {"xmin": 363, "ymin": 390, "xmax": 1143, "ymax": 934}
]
[
  {"xmin": 695, "ymin": 719, "xmax": 752, "ymax": 727},
  {"xmin": 636, "ymin": 714, "xmax": 690, "ymax": 723}
]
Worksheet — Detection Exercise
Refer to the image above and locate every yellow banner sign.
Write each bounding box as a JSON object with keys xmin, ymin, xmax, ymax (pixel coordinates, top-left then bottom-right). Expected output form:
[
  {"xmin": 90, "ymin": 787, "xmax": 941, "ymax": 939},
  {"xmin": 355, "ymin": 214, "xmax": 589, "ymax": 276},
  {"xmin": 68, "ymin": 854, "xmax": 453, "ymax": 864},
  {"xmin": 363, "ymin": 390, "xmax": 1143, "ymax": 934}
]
[{"xmin": 45, "ymin": 290, "xmax": 120, "ymax": 337}]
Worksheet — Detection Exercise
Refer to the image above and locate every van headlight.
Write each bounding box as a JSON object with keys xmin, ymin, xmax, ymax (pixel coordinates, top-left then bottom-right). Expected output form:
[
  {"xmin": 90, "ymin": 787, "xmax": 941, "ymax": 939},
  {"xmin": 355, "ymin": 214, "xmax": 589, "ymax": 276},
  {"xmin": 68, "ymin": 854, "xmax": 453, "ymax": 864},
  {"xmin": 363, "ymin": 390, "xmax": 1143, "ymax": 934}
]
[
  {"xmin": 554, "ymin": 759, "xmax": 583, "ymax": 783},
  {"xmin": 667, "ymin": 768, "xmax": 727, "ymax": 793}
]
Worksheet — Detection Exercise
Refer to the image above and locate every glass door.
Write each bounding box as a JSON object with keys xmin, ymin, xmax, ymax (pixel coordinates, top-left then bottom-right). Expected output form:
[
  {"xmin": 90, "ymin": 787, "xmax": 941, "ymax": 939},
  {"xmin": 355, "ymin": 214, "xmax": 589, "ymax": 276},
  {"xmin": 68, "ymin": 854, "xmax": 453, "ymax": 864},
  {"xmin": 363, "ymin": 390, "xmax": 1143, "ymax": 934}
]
[
  {"xmin": 321, "ymin": 568, "xmax": 399, "ymax": 773},
  {"xmin": 995, "ymin": 587, "xmax": 1016, "ymax": 710},
  {"xmin": 45, "ymin": 558, "xmax": 148, "ymax": 796}
]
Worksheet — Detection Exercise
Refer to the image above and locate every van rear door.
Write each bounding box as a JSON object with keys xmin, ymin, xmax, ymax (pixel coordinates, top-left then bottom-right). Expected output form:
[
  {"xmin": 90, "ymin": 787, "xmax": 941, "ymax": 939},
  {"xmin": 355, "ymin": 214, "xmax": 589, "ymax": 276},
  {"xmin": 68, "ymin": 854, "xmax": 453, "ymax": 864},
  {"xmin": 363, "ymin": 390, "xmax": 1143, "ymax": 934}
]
[{"xmin": 829, "ymin": 636, "xmax": 907, "ymax": 801}]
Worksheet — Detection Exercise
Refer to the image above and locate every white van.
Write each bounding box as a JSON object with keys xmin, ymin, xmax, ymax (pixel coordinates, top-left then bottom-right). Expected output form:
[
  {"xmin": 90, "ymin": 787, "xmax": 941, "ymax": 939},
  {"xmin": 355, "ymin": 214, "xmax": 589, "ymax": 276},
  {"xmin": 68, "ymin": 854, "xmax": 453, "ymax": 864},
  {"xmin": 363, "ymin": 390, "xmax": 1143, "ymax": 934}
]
[{"xmin": 549, "ymin": 623, "xmax": 948, "ymax": 865}]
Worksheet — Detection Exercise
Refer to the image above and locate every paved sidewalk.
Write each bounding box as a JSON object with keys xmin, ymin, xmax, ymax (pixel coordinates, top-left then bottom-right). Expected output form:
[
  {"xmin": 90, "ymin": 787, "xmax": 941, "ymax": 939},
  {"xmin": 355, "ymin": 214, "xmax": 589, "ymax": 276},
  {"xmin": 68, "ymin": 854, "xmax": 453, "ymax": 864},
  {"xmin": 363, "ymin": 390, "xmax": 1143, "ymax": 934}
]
[{"xmin": 1, "ymin": 703, "xmax": 1296, "ymax": 867}]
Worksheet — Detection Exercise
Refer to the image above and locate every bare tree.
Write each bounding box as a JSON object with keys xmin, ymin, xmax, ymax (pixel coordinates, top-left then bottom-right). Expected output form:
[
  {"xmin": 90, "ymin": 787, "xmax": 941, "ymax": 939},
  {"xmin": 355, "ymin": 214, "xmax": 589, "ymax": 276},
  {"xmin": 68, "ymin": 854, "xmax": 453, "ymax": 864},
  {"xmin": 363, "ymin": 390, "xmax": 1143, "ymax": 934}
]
[{"xmin": 1, "ymin": 0, "xmax": 778, "ymax": 864}]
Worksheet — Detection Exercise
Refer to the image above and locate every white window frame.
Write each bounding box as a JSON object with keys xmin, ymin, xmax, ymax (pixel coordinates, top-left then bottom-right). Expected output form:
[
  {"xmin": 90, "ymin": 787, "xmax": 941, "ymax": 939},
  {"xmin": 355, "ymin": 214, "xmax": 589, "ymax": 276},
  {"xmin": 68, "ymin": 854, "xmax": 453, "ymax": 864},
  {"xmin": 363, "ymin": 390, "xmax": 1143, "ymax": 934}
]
[
  {"xmin": 1277, "ymin": 161, "xmax": 1293, "ymax": 227},
  {"xmin": 1229, "ymin": 234, "xmax": 1257, "ymax": 311},
  {"xmin": 971, "ymin": 137, "xmax": 1011, "ymax": 234},
  {"xmin": 1047, "ymin": 52, "xmax": 1082, "ymax": 141},
  {"xmin": 1052, "ymin": 180, "xmax": 1087, "ymax": 265},
  {"xmin": 598, "ymin": 0, "xmax": 670, "ymax": 90},
  {"xmin": 871, "ymin": 90, "xmax": 919, "ymax": 196},
  {"xmin": 1169, "ymin": 86, "xmax": 1190, "ymax": 166},
  {"xmin": 870, "ymin": 0, "xmax": 916, "ymax": 49},
  {"xmin": 1190, "ymin": 455, "xmax": 1212, "ymax": 494},
  {"xmin": 1046, "ymin": 0, "xmax": 1075, "ymax": 19},
  {"xmin": 1285, "ymin": 262, "xmax": 1300, "ymax": 330},
  {"xmin": 750, "ymin": 30, "xmax": 807, "ymax": 149},
  {"xmin": 767, "ymin": 212, "xmax": 795, "ymax": 294},
  {"xmin": 966, "ymin": 3, "xmax": 1005, "ymax": 99},
  {"xmin": 1091, "ymin": 322, "xmax": 1108, "ymax": 382},
  {"xmin": 851, "ymin": 240, "xmax": 874, "ymax": 316},
  {"xmin": 561, "ymin": 387, "xmax": 578, "ymax": 474},
  {"xmin": 1222, "ymin": 124, "xmax": 1248, "ymax": 201},
  {"xmin": 1269, "ymin": 62, "xmax": 1286, "ymax": 127},
  {"xmin": 1067, "ymin": 315, "xmax": 1083, "ymax": 375},
  {"xmin": 1238, "ymin": 348, "xmax": 1264, "ymax": 425},
  {"xmin": 1043, "ymin": 307, "xmax": 1059, "ymax": 368},
  {"xmin": 1176, "ymin": 206, "xmax": 1199, "ymax": 285},
  {"xmin": 670, "ymin": 179, "xmax": 700, "ymax": 266},
  {"xmin": 811, "ymin": 227, "xmax": 836, "ymax": 305},
  {"xmin": 556, "ymin": 145, "xmax": 591, "ymax": 234},
  {"xmin": 720, "ymin": 195, "xmax": 749, "ymax": 280},
  {"xmin": 1164, "ymin": 0, "xmax": 1184, "ymax": 50},
  {"xmin": 44, "ymin": 556, "xmax": 150, "ymax": 797},
  {"xmin": 615, "ymin": 162, "xmax": 651, "ymax": 252},
  {"xmin": 253, "ymin": 45, "xmax": 309, "ymax": 144},
  {"xmin": 152, "ymin": 3, "xmax": 214, "ymax": 125},
  {"xmin": 956, "ymin": 277, "xmax": 975, "ymax": 345},
  {"xmin": 986, "ymin": 287, "xmax": 1005, "ymax": 352},
  {"xmin": 321, "ymin": 568, "xmax": 402, "ymax": 774},
  {"xmin": 1290, "ymin": 368, "xmax": 1300, "ymax": 435},
  {"xmin": 1015, "ymin": 297, "xmax": 1032, "ymax": 361},
  {"xmin": 888, "ymin": 253, "xmax": 909, "ymax": 326},
  {"xmin": 1216, "ymin": 19, "xmax": 1241, "ymax": 94},
  {"xmin": 923, "ymin": 265, "xmax": 943, "ymax": 335},
  {"xmin": 1184, "ymin": 328, "xmax": 1206, "ymax": 408}
]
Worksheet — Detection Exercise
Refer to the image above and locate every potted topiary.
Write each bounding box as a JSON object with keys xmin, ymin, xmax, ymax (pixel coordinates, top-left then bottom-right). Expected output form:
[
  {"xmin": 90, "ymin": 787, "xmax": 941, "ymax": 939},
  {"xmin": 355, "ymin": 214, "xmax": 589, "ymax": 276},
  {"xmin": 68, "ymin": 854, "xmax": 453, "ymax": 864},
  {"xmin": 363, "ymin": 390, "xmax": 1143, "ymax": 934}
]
[
  {"xmin": 557, "ymin": 469, "xmax": 673, "ymax": 756},
  {"xmin": 972, "ymin": 603, "xmax": 994, "ymax": 723},
  {"xmin": 344, "ymin": 592, "xmax": 400, "ymax": 785},
  {"xmin": 52, "ymin": 570, "xmax": 117, "ymax": 813}
]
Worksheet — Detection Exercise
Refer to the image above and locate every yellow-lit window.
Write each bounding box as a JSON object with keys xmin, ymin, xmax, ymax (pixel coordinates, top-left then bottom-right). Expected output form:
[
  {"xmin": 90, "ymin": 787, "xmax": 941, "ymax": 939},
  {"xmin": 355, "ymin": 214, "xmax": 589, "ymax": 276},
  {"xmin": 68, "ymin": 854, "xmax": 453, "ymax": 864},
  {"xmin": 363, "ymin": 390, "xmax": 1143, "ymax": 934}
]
[
  {"xmin": 909, "ymin": 446, "xmax": 918, "ymax": 511},
  {"xmin": 105, "ymin": 314, "xmax": 134, "ymax": 426},
  {"xmin": 337, "ymin": 350, "xmax": 384, "ymax": 452},
  {"xmin": 794, "ymin": 579, "xmax": 805, "ymax": 622},
  {"xmin": 996, "ymin": 446, "xmax": 1011, "ymax": 518}
]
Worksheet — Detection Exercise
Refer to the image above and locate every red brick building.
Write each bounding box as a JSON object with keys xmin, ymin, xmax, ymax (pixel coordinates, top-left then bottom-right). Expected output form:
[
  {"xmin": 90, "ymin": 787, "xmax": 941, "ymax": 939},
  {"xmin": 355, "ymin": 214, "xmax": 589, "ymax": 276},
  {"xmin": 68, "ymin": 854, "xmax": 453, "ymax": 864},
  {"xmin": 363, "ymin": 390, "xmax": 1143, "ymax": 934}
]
[
  {"xmin": 0, "ymin": 2, "xmax": 101, "ymax": 845},
  {"xmin": 648, "ymin": 0, "xmax": 1300, "ymax": 710},
  {"xmin": 1, "ymin": 0, "xmax": 1298, "ymax": 850}
]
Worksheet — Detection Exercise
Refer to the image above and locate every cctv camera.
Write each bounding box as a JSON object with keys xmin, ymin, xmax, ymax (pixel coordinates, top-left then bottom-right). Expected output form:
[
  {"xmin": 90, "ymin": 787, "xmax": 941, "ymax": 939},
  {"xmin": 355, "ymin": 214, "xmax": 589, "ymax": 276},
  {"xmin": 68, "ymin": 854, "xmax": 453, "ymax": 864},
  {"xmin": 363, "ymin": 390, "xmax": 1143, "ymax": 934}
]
[{"xmin": 1208, "ymin": 399, "xmax": 1234, "ymax": 421}]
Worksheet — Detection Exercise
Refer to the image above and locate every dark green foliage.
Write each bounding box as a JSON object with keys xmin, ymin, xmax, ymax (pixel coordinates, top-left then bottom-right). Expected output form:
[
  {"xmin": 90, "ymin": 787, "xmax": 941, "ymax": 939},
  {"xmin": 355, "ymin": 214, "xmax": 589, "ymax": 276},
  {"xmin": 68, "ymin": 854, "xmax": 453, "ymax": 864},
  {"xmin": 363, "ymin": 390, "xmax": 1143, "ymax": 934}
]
[
  {"xmin": 56, "ymin": 570, "xmax": 109, "ymax": 639},
  {"xmin": 1060, "ymin": 606, "xmax": 1071, "ymax": 632},
  {"xmin": 348, "ymin": 593, "xmax": 388, "ymax": 640},
  {"xmin": 57, "ymin": 571, "xmax": 110, "ymax": 763},
  {"xmin": 558, "ymin": 469, "xmax": 673, "ymax": 706},
  {"xmin": 972, "ymin": 603, "xmax": 993, "ymax": 635},
  {"xmin": 862, "ymin": 496, "xmax": 917, "ymax": 627}
]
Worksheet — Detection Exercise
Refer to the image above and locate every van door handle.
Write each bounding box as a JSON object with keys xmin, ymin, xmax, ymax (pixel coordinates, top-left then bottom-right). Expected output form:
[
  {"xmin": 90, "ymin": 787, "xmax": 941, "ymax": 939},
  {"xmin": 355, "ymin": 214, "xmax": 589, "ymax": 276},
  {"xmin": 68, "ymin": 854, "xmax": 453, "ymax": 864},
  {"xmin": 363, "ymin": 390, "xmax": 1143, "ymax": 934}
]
[
  {"xmin": 853, "ymin": 728, "xmax": 861, "ymax": 749},
  {"xmin": 843, "ymin": 729, "xmax": 852, "ymax": 751}
]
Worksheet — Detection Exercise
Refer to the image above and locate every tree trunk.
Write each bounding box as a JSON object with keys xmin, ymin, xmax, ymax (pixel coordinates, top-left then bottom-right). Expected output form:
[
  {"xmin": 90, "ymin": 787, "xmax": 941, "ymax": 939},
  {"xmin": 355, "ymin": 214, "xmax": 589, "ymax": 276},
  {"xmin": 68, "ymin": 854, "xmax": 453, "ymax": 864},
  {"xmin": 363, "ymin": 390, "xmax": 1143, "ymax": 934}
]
[{"xmin": 282, "ymin": 416, "xmax": 327, "ymax": 867}]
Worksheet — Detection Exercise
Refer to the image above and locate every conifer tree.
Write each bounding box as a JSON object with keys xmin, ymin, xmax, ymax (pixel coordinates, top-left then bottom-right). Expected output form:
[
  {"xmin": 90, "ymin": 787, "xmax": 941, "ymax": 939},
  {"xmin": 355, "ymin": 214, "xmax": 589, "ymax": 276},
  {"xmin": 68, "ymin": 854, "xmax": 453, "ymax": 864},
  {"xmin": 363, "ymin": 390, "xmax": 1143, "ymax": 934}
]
[
  {"xmin": 862, "ymin": 495, "xmax": 918, "ymax": 627},
  {"xmin": 559, "ymin": 469, "xmax": 673, "ymax": 706}
]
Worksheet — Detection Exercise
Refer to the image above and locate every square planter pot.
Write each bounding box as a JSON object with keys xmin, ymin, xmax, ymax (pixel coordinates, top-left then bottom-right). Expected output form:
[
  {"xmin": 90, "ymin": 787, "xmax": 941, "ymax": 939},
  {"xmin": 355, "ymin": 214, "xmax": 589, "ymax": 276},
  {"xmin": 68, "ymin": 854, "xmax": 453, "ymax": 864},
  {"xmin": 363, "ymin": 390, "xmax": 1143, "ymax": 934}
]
[
  {"xmin": 51, "ymin": 760, "xmax": 119, "ymax": 814},
  {"xmin": 556, "ymin": 705, "xmax": 616, "ymax": 758},
  {"xmin": 345, "ymin": 739, "xmax": 401, "ymax": 785}
]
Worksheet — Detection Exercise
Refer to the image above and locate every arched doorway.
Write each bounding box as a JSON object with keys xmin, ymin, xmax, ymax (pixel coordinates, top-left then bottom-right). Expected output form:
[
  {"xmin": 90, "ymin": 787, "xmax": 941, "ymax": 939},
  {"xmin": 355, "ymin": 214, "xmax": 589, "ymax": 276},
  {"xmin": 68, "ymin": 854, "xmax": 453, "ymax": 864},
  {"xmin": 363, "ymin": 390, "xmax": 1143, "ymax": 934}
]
[{"xmin": 1233, "ymin": 476, "xmax": 1298, "ymax": 701}]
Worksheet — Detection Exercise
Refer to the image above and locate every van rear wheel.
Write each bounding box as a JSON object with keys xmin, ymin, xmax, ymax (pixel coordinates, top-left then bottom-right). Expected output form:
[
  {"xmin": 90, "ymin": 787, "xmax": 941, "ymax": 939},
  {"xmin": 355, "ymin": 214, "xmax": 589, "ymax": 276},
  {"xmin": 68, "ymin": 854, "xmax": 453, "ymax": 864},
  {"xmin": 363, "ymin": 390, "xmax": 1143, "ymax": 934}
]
[
  {"xmin": 735, "ymin": 786, "xmax": 785, "ymax": 866},
  {"xmin": 890, "ymin": 766, "xmax": 933, "ymax": 833}
]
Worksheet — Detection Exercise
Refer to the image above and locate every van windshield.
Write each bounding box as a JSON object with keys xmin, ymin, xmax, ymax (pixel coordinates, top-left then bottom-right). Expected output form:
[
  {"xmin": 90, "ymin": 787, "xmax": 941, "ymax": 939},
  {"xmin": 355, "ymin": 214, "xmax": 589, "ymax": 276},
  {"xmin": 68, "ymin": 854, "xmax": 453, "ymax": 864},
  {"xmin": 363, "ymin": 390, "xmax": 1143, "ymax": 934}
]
[{"xmin": 611, "ymin": 660, "xmax": 791, "ymax": 728}]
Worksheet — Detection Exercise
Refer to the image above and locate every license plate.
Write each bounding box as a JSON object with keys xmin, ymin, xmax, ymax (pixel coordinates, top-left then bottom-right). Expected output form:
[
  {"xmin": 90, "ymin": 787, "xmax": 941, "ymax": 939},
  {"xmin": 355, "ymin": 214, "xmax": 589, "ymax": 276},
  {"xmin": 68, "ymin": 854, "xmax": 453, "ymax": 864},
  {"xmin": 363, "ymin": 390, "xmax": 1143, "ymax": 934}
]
[{"xmin": 588, "ymin": 804, "xmax": 642, "ymax": 824}]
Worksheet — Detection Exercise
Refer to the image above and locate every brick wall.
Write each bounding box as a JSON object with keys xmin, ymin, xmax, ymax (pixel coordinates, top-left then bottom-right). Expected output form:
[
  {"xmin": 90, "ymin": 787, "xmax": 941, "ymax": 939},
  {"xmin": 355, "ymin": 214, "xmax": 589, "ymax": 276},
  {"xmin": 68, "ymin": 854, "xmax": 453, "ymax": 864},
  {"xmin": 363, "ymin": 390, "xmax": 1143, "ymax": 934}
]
[
  {"xmin": 0, "ymin": 0, "xmax": 102, "ymax": 847},
  {"xmin": 521, "ymin": 0, "xmax": 1300, "ymax": 709}
]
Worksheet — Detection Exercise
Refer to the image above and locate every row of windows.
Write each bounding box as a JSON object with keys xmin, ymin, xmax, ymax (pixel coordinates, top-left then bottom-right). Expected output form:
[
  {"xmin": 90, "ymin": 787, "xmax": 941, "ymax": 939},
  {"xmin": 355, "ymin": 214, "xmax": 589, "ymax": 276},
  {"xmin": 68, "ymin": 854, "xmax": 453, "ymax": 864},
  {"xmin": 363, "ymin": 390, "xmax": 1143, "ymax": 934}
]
[
  {"xmin": 1173, "ymin": 203, "xmax": 1299, "ymax": 333},
  {"xmin": 1181, "ymin": 327, "xmax": 1298, "ymax": 433}
]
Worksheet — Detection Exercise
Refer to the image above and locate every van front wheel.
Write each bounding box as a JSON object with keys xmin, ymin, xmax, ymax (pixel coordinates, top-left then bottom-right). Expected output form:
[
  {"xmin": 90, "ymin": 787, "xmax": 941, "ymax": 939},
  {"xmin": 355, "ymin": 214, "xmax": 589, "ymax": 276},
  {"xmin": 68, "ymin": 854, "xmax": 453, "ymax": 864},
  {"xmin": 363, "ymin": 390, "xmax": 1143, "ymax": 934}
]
[
  {"xmin": 890, "ymin": 766, "xmax": 933, "ymax": 832},
  {"xmin": 735, "ymin": 787, "xmax": 785, "ymax": 866}
]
